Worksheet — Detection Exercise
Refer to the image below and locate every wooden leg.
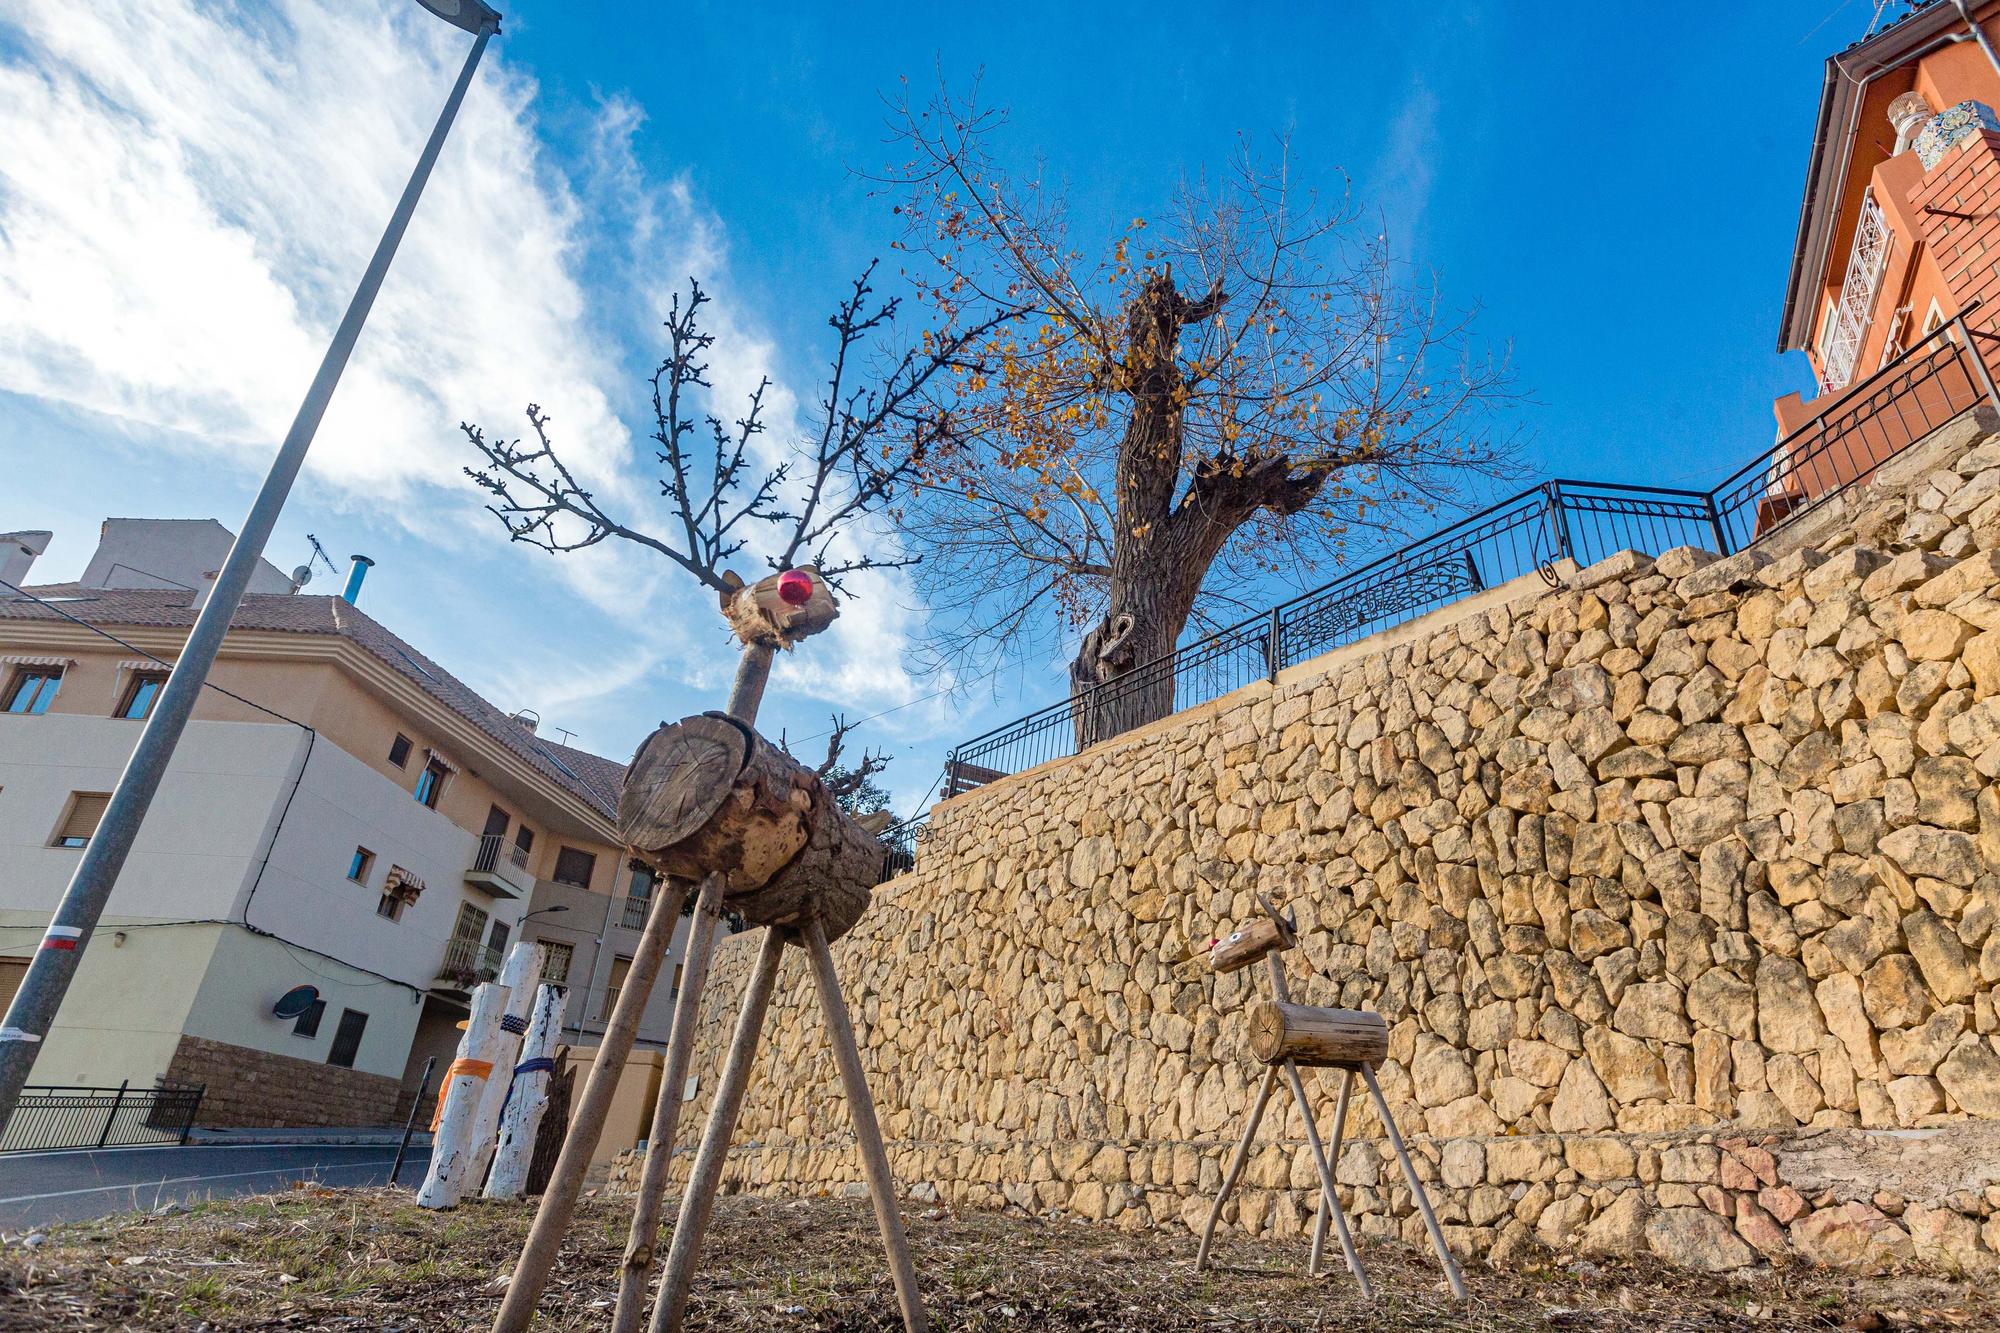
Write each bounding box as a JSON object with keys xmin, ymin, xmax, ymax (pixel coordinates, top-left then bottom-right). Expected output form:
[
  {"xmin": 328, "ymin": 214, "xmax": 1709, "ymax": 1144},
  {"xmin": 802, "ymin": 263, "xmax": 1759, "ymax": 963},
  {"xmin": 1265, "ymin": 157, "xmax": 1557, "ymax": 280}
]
[
  {"xmin": 610, "ymin": 873, "xmax": 725, "ymax": 1333},
  {"xmin": 490, "ymin": 873, "xmax": 684, "ymax": 1333},
  {"xmin": 1194, "ymin": 1064, "xmax": 1280, "ymax": 1272},
  {"xmin": 1282, "ymin": 1060, "xmax": 1369, "ymax": 1298},
  {"xmin": 1307, "ymin": 1069, "xmax": 1357, "ymax": 1280},
  {"xmin": 1361, "ymin": 1063, "xmax": 1467, "ymax": 1300},
  {"xmin": 649, "ymin": 927, "xmax": 786, "ymax": 1333},
  {"xmin": 802, "ymin": 918, "xmax": 927, "ymax": 1333}
]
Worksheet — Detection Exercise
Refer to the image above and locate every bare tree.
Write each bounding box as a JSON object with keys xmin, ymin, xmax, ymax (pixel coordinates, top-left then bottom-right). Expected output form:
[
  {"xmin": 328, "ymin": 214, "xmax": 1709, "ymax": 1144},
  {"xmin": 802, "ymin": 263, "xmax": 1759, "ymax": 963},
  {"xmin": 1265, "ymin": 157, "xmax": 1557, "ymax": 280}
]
[
  {"xmin": 464, "ymin": 264, "xmax": 1012, "ymax": 608},
  {"xmin": 878, "ymin": 81, "xmax": 1517, "ymax": 741},
  {"xmin": 782, "ymin": 713, "xmax": 895, "ymax": 824}
]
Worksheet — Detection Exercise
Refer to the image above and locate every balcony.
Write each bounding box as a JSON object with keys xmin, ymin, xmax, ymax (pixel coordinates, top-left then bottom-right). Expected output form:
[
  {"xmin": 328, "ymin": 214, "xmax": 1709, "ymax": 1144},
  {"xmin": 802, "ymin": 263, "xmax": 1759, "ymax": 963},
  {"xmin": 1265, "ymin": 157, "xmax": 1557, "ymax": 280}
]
[
  {"xmin": 620, "ymin": 895, "xmax": 650, "ymax": 930},
  {"xmin": 464, "ymin": 832, "xmax": 534, "ymax": 900},
  {"xmin": 436, "ymin": 934, "xmax": 503, "ymax": 991}
]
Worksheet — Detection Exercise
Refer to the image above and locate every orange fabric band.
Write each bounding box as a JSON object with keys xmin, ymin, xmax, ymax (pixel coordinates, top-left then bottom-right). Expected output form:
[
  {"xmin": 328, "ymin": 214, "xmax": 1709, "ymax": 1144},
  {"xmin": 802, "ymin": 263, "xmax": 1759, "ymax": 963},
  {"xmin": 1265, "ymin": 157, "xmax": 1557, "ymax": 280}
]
[{"xmin": 430, "ymin": 1058, "xmax": 497, "ymax": 1130}]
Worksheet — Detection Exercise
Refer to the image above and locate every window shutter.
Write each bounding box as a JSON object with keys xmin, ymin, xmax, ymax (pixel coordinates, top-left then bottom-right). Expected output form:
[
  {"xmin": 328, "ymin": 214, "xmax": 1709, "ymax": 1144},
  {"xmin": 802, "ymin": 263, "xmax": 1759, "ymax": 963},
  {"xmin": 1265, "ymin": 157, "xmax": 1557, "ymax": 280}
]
[{"xmin": 59, "ymin": 793, "xmax": 110, "ymax": 843}]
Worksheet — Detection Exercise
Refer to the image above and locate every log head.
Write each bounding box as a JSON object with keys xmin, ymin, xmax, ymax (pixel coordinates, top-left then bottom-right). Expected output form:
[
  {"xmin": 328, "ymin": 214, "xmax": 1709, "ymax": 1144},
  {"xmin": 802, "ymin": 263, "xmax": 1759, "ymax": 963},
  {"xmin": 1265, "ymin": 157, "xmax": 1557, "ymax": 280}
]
[
  {"xmin": 1208, "ymin": 914, "xmax": 1295, "ymax": 974},
  {"xmin": 721, "ymin": 567, "xmax": 839, "ymax": 648}
]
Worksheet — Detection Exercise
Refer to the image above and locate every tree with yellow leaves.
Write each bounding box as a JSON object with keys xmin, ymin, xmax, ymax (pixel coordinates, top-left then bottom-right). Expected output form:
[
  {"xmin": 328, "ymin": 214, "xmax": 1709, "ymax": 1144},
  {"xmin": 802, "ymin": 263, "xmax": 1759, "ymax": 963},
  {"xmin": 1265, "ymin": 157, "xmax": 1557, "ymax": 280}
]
[{"xmin": 882, "ymin": 81, "xmax": 1517, "ymax": 743}]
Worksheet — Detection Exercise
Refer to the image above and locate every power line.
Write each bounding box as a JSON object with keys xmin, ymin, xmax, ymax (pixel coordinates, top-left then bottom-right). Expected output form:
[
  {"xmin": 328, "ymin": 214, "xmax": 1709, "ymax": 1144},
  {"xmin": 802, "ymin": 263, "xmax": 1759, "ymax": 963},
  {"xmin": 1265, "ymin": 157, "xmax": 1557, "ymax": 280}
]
[{"xmin": 0, "ymin": 578, "xmax": 310, "ymax": 728}]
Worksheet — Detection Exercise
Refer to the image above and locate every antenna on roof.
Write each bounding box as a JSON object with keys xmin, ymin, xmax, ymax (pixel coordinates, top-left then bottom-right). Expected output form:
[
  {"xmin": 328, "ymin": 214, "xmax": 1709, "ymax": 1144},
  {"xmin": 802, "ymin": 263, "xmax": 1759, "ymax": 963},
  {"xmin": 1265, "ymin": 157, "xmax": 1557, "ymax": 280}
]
[
  {"xmin": 304, "ymin": 534, "xmax": 340, "ymax": 577},
  {"xmin": 551, "ymin": 726, "xmax": 576, "ymax": 745}
]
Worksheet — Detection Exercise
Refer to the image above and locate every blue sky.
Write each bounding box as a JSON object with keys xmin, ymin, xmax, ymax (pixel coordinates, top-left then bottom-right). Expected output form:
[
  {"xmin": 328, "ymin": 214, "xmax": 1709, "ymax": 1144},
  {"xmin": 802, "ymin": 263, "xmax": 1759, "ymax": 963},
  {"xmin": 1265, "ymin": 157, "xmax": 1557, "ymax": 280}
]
[{"xmin": 0, "ymin": 1, "xmax": 1876, "ymax": 812}]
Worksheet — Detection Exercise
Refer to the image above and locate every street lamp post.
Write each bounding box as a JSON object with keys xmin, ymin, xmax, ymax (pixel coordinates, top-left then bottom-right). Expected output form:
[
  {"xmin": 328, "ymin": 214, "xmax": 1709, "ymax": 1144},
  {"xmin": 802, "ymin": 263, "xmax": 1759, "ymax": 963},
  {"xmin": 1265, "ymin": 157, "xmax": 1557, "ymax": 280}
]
[{"xmin": 0, "ymin": 0, "xmax": 504, "ymax": 1123}]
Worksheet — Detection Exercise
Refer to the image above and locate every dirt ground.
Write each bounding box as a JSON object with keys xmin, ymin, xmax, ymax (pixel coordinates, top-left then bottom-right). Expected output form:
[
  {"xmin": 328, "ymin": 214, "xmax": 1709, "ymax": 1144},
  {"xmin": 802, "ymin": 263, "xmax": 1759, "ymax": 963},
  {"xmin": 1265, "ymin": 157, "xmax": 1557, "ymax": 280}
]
[{"xmin": 0, "ymin": 1188, "xmax": 1993, "ymax": 1331}]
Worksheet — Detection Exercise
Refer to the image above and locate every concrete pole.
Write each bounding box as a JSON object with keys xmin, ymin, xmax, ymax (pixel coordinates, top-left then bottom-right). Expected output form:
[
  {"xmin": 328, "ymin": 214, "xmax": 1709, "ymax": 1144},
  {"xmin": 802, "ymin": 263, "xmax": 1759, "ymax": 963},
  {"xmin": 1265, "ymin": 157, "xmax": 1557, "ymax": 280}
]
[
  {"xmin": 418, "ymin": 978, "xmax": 510, "ymax": 1210},
  {"xmin": 0, "ymin": 16, "xmax": 498, "ymax": 1123},
  {"xmin": 465, "ymin": 941, "xmax": 543, "ymax": 1186},
  {"xmin": 484, "ymin": 983, "xmax": 564, "ymax": 1201}
]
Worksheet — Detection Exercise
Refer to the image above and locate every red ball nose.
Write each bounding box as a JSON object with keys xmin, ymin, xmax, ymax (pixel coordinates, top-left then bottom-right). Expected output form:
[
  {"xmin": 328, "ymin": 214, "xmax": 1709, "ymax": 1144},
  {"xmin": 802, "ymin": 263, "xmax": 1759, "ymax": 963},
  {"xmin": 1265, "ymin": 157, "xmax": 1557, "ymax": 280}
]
[{"xmin": 777, "ymin": 569, "xmax": 815, "ymax": 606}]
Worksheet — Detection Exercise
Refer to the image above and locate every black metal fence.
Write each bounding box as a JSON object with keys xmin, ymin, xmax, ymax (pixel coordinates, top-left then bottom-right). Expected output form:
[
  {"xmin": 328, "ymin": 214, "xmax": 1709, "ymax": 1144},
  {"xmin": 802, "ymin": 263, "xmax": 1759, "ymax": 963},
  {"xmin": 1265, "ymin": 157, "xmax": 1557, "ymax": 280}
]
[
  {"xmin": 1, "ymin": 1081, "xmax": 205, "ymax": 1153},
  {"xmin": 869, "ymin": 310, "xmax": 2000, "ymax": 884}
]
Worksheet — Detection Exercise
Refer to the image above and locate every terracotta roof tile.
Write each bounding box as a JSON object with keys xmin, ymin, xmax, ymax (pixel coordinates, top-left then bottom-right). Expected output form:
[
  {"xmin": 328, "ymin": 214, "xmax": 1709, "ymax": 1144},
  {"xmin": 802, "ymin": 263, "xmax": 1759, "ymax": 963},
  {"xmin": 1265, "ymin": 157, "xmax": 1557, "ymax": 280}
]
[{"xmin": 0, "ymin": 585, "xmax": 626, "ymax": 821}]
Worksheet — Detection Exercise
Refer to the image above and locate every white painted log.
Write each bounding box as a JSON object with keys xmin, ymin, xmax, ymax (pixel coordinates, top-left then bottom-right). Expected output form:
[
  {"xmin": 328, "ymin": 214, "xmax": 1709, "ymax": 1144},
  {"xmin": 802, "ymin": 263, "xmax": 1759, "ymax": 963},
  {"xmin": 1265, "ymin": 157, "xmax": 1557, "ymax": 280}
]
[
  {"xmin": 466, "ymin": 942, "xmax": 544, "ymax": 1187},
  {"xmin": 417, "ymin": 978, "xmax": 510, "ymax": 1209},
  {"xmin": 484, "ymin": 982, "xmax": 565, "ymax": 1200}
]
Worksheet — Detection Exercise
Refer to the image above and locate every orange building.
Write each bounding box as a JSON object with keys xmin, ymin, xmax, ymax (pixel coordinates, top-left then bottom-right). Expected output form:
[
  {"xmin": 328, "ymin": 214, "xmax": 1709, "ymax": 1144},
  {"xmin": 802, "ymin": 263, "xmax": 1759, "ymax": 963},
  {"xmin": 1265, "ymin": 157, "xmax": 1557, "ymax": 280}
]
[{"xmin": 1773, "ymin": 1, "xmax": 2000, "ymax": 510}]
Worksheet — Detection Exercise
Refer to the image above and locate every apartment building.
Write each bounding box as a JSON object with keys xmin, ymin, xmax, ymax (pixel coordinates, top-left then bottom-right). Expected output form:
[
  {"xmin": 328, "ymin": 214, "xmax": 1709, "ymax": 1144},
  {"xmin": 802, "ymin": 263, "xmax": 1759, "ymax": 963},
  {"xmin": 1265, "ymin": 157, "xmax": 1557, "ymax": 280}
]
[{"xmin": 0, "ymin": 519, "xmax": 689, "ymax": 1127}]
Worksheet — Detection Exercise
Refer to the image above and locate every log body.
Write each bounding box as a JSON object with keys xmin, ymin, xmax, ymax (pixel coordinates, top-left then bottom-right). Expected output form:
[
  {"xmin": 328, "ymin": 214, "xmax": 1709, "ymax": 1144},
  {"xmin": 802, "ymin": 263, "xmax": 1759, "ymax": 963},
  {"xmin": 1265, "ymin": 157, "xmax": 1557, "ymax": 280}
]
[
  {"xmin": 619, "ymin": 712, "xmax": 877, "ymax": 941},
  {"xmin": 1247, "ymin": 1003, "xmax": 1389, "ymax": 1069},
  {"xmin": 1209, "ymin": 915, "xmax": 1294, "ymax": 974}
]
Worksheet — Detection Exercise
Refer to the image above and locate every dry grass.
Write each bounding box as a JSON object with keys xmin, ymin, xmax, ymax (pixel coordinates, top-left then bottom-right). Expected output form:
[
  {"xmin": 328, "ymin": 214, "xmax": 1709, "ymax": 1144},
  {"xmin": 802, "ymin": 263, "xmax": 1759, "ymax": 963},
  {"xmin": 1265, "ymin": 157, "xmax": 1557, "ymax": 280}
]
[{"xmin": 1, "ymin": 1188, "xmax": 1993, "ymax": 1331}]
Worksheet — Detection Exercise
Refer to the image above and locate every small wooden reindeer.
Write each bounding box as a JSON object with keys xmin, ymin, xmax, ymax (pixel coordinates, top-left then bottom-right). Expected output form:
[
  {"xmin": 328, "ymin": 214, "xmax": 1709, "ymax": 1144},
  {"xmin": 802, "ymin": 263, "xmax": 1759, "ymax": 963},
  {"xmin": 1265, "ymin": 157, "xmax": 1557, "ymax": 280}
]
[{"xmin": 1195, "ymin": 892, "xmax": 1466, "ymax": 1300}]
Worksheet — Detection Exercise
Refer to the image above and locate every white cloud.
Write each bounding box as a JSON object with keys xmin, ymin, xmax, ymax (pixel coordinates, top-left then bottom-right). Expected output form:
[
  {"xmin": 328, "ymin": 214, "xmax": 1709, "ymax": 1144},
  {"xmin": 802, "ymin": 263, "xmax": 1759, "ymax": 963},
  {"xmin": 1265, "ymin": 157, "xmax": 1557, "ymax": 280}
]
[
  {"xmin": 0, "ymin": 0, "xmax": 938, "ymax": 732},
  {"xmin": 0, "ymin": 0, "xmax": 628, "ymax": 500}
]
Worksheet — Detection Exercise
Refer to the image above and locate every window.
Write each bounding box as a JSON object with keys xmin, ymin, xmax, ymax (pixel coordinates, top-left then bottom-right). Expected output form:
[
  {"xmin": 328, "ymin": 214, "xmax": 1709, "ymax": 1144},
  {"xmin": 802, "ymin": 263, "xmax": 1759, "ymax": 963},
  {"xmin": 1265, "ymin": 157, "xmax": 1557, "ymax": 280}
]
[
  {"xmin": 600, "ymin": 954, "xmax": 632, "ymax": 1020},
  {"xmin": 621, "ymin": 865, "xmax": 655, "ymax": 929},
  {"xmin": 116, "ymin": 671, "xmax": 169, "ymax": 720},
  {"xmin": 3, "ymin": 667, "xmax": 62, "ymax": 715},
  {"xmin": 553, "ymin": 846, "xmax": 597, "ymax": 889},
  {"xmin": 414, "ymin": 757, "xmax": 449, "ymax": 808},
  {"xmin": 511, "ymin": 825, "xmax": 535, "ymax": 869},
  {"xmin": 292, "ymin": 999, "xmax": 326, "ymax": 1038},
  {"xmin": 375, "ymin": 893, "xmax": 405, "ymax": 922},
  {"xmin": 453, "ymin": 902, "xmax": 490, "ymax": 943},
  {"xmin": 539, "ymin": 940, "xmax": 573, "ymax": 986},
  {"xmin": 326, "ymin": 1009, "xmax": 368, "ymax": 1068},
  {"xmin": 347, "ymin": 847, "xmax": 375, "ymax": 884},
  {"xmin": 387, "ymin": 733, "xmax": 413, "ymax": 768},
  {"xmin": 488, "ymin": 920, "xmax": 511, "ymax": 957},
  {"xmin": 51, "ymin": 792, "xmax": 110, "ymax": 848},
  {"xmin": 670, "ymin": 962, "xmax": 684, "ymax": 996}
]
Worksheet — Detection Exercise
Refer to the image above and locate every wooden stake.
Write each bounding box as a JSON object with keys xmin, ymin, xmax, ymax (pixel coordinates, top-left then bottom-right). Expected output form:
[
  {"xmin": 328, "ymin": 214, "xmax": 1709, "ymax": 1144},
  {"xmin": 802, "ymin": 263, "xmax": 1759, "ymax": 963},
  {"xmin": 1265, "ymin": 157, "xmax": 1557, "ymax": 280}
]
[
  {"xmin": 488, "ymin": 884, "xmax": 681, "ymax": 1331},
  {"xmin": 801, "ymin": 916, "xmax": 927, "ymax": 1332},
  {"xmin": 1361, "ymin": 1063, "xmax": 1467, "ymax": 1300},
  {"xmin": 1281, "ymin": 1058, "xmax": 1371, "ymax": 1297},
  {"xmin": 649, "ymin": 926, "xmax": 786, "ymax": 1333},
  {"xmin": 490, "ymin": 644, "xmax": 773, "ymax": 1333},
  {"xmin": 1194, "ymin": 1063, "xmax": 1279, "ymax": 1272},
  {"xmin": 1306, "ymin": 1069, "xmax": 1356, "ymax": 1277},
  {"xmin": 609, "ymin": 873, "xmax": 725, "ymax": 1333}
]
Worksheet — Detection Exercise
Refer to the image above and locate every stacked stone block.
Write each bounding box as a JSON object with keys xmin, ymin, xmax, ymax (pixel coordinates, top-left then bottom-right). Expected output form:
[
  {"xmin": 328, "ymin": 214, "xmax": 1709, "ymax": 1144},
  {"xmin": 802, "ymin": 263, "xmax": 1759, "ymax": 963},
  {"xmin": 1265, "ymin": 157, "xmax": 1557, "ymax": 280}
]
[{"xmin": 623, "ymin": 421, "xmax": 2000, "ymax": 1271}]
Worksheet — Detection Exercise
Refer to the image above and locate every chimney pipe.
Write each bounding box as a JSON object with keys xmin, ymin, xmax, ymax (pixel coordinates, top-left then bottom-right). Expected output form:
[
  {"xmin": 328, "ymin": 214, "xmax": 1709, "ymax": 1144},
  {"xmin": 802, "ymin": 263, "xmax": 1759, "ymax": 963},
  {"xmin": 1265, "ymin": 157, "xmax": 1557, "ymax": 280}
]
[
  {"xmin": 0, "ymin": 531, "xmax": 52, "ymax": 595},
  {"xmin": 342, "ymin": 554, "xmax": 375, "ymax": 605}
]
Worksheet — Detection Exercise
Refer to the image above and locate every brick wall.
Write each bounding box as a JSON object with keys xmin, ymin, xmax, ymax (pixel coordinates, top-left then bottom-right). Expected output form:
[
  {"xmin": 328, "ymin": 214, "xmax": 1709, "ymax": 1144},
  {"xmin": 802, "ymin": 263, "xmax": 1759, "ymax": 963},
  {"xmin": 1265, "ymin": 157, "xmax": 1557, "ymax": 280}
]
[
  {"xmin": 165, "ymin": 1034, "xmax": 401, "ymax": 1129},
  {"xmin": 1914, "ymin": 129, "xmax": 2000, "ymax": 329}
]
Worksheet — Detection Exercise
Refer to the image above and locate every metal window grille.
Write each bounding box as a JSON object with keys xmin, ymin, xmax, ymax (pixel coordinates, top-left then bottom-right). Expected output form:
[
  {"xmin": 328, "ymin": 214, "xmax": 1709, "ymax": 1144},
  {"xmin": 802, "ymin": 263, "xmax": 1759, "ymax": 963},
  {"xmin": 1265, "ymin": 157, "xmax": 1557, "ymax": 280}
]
[{"xmin": 1820, "ymin": 193, "xmax": 1891, "ymax": 391}]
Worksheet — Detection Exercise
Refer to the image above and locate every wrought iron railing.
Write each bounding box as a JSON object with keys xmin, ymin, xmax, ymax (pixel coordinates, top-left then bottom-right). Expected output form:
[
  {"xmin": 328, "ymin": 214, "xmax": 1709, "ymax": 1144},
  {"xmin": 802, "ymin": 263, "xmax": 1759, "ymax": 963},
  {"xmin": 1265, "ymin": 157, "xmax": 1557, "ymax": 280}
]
[
  {"xmin": 865, "ymin": 310, "xmax": 2000, "ymax": 887},
  {"xmin": 473, "ymin": 832, "xmax": 533, "ymax": 874},
  {"xmin": 1, "ymin": 1081, "xmax": 204, "ymax": 1153},
  {"xmin": 620, "ymin": 895, "xmax": 649, "ymax": 930},
  {"xmin": 438, "ymin": 933, "xmax": 503, "ymax": 986}
]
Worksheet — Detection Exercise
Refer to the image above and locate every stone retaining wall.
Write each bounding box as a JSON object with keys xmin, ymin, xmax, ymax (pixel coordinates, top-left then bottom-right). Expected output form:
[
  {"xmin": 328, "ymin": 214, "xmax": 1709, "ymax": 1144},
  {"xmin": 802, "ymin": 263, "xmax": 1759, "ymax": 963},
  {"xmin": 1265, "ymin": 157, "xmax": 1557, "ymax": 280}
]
[{"xmin": 626, "ymin": 417, "xmax": 2000, "ymax": 1271}]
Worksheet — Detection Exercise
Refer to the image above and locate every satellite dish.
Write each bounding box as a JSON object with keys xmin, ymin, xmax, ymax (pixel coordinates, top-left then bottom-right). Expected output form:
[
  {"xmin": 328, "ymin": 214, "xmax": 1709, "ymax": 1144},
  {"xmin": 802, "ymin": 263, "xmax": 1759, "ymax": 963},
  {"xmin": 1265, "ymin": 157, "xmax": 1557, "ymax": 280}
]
[
  {"xmin": 290, "ymin": 564, "xmax": 313, "ymax": 591},
  {"xmin": 272, "ymin": 984, "xmax": 319, "ymax": 1020}
]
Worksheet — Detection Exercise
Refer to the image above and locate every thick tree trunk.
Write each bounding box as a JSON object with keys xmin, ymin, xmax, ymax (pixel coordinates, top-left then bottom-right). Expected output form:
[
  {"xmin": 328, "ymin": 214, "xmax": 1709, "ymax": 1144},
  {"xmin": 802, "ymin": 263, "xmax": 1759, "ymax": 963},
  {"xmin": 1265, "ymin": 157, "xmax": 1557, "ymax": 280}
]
[{"xmin": 1065, "ymin": 270, "xmax": 1233, "ymax": 749}]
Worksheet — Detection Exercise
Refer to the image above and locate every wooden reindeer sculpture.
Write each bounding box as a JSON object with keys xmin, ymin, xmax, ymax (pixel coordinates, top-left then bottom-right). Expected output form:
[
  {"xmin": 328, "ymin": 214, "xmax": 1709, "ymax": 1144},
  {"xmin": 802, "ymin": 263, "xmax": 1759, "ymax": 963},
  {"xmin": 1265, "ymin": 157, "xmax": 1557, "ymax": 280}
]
[{"xmin": 1195, "ymin": 892, "xmax": 1467, "ymax": 1300}]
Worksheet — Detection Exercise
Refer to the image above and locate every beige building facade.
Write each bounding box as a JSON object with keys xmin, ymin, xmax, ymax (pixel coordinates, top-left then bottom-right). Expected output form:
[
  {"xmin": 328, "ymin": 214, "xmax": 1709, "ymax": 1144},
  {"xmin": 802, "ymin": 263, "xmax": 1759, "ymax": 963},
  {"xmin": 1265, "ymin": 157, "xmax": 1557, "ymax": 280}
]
[{"xmin": 0, "ymin": 519, "xmax": 689, "ymax": 1127}]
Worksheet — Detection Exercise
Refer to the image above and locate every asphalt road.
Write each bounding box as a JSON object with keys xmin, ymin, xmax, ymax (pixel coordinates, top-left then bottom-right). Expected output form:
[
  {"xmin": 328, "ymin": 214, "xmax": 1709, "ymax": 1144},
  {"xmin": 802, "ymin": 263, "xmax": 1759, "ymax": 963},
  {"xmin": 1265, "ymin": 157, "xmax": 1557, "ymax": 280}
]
[{"xmin": 0, "ymin": 1142, "xmax": 432, "ymax": 1231}]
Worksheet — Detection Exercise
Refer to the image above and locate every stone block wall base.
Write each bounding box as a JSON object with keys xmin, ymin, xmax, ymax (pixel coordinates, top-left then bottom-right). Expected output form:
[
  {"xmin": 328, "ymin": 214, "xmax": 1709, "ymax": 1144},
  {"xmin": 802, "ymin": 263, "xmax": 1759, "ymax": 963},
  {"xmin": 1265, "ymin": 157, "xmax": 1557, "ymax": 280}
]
[
  {"xmin": 605, "ymin": 1121, "xmax": 2000, "ymax": 1274},
  {"xmin": 165, "ymin": 1034, "xmax": 401, "ymax": 1129}
]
